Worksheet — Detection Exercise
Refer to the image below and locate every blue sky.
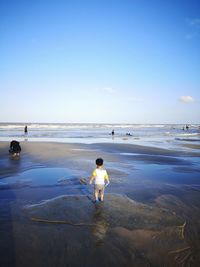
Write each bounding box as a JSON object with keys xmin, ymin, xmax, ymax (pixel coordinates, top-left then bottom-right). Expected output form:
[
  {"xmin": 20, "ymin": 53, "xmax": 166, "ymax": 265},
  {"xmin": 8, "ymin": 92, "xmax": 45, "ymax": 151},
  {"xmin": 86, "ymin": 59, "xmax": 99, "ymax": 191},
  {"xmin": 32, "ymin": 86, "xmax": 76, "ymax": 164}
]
[{"xmin": 0, "ymin": 0, "xmax": 199, "ymax": 123}]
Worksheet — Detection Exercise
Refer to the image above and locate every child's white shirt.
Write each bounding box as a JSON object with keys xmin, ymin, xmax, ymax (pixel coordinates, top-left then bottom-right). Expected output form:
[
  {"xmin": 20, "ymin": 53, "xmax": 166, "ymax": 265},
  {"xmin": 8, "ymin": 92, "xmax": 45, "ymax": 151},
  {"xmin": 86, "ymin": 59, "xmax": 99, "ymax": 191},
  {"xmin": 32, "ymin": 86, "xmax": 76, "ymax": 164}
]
[{"xmin": 92, "ymin": 168, "xmax": 108, "ymax": 185}]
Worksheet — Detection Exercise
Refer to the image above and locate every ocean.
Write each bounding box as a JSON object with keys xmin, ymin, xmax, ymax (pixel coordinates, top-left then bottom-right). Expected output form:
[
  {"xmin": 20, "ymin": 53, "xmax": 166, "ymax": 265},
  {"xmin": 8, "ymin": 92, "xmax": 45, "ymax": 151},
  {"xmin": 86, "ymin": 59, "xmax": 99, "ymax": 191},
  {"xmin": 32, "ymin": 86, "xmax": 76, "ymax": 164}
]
[{"xmin": 0, "ymin": 123, "xmax": 199, "ymax": 148}]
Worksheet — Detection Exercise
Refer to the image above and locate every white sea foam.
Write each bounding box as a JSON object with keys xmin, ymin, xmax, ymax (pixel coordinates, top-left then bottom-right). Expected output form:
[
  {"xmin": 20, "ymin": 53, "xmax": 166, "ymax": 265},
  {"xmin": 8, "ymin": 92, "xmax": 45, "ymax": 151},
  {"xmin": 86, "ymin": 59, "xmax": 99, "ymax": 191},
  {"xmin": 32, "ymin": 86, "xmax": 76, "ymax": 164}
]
[{"xmin": 177, "ymin": 133, "xmax": 199, "ymax": 137}]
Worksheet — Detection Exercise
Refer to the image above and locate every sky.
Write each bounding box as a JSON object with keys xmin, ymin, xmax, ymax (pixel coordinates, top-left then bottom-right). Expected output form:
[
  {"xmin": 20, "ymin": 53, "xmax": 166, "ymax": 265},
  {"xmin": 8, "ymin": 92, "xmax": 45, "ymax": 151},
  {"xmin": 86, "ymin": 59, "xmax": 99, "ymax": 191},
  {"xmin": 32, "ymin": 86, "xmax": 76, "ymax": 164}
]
[{"xmin": 0, "ymin": 0, "xmax": 199, "ymax": 124}]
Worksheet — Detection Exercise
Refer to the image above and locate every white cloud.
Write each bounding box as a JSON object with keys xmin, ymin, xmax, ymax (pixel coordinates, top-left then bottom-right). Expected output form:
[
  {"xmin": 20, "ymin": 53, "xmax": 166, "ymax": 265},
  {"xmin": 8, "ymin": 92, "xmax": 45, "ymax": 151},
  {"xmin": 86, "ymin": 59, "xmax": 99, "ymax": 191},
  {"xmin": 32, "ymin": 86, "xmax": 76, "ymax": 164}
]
[
  {"xmin": 126, "ymin": 96, "xmax": 143, "ymax": 102},
  {"xmin": 102, "ymin": 87, "xmax": 115, "ymax": 93},
  {"xmin": 189, "ymin": 18, "xmax": 200, "ymax": 27},
  {"xmin": 96, "ymin": 87, "xmax": 115, "ymax": 94},
  {"xmin": 179, "ymin": 96, "xmax": 195, "ymax": 103},
  {"xmin": 185, "ymin": 33, "xmax": 198, "ymax": 39},
  {"xmin": 185, "ymin": 18, "xmax": 200, "ymax": 40}
]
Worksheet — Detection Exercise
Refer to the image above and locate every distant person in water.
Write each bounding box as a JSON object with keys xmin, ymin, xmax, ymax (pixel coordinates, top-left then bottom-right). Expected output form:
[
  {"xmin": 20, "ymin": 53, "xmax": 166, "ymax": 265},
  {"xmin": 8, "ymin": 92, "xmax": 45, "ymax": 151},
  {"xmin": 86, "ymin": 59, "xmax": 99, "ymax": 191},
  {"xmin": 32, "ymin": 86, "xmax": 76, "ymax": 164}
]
[
  {"xmin": 89, "ymin": 158, "xmax": 110, "ymax": 203},
  {"xmin": 24, "ymin": 125, "xmax": 28, "ymax": 135},
  {"xmin": 186, "ymin": 125, "xmax": 189, "ymax": 130},
  {"xmin": 111, "ymin": 129, "xmax": 115, "ymax": 136}
]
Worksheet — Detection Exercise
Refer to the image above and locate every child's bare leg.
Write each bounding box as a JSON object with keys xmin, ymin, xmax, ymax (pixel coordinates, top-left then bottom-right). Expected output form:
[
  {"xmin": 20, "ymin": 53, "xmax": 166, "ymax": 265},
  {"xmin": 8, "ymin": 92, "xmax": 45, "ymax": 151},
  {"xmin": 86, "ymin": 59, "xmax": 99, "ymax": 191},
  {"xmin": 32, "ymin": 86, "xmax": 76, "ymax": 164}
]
[
  {"xmin": 100, "ymin": 188, "xmax": 104, "ymax": 201},
  {"xmin": 94, "ymin": 189, "xmax": 99, "ymax": 201},
  {"xmin": 100, "ymin": 192, "xmax": 104, "ymax": 201}
]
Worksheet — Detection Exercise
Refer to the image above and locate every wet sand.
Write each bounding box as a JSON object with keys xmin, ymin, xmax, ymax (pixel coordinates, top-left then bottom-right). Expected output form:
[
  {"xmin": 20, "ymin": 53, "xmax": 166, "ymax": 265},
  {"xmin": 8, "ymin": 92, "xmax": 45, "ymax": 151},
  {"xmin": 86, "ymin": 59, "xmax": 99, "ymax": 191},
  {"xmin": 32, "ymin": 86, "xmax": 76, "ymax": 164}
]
[{"xmin": 0, "ymin": 141, "xmax": 200, "ymax": 266}]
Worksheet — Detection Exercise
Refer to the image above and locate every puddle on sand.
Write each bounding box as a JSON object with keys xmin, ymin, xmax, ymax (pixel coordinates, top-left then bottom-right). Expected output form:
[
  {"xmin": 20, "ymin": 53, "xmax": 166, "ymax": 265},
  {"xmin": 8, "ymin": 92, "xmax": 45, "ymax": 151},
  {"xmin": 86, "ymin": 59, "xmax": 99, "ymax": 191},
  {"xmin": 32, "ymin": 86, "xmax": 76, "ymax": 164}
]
[{"xmin": 0, "ymin": 168, "xmax": 80, "ymax": 187}]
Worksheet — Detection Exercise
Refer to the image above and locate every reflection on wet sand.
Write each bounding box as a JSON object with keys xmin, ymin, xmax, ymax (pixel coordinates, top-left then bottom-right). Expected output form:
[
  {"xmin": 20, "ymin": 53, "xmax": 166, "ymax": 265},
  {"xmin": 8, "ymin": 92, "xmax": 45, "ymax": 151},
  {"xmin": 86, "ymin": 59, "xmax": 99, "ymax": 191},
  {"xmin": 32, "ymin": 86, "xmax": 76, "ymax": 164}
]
[{"xmin": 92, "ymin": 203, "xmax": 109, "ymax": 245}]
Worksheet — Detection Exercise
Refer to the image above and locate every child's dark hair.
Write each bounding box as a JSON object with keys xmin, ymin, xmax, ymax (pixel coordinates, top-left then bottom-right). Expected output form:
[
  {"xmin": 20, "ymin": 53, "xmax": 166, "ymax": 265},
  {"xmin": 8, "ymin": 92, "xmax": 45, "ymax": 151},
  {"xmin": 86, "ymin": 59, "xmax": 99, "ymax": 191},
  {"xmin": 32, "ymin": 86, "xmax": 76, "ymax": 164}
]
[{"xmin": 96, "ymin": 158, "xmax": 103, "ymax": 166}]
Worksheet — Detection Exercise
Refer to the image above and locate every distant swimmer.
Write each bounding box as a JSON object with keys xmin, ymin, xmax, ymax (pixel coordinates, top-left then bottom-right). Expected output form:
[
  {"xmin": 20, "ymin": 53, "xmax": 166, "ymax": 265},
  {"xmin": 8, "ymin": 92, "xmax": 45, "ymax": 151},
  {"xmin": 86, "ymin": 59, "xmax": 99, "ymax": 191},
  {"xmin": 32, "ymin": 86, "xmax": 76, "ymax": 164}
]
[
  {"xmin": 24, "ymin": 125, "xmax": 28, "ymax": 135},
  {"xmin": 111, "ymin": 129, "xmax": 115, "ymax": 136},
  {"xmin": 186, "ymin": 125, "xmax": 189, "ymax": 130}
]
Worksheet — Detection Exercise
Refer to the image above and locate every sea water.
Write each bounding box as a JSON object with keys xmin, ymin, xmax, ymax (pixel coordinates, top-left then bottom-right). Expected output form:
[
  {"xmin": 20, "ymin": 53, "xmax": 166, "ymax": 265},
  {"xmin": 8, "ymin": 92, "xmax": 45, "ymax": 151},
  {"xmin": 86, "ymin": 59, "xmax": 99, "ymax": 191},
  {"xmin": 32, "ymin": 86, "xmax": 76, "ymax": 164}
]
[{"xmin": 0, "ymin": 123, "xmax": 199, "ymax": 149}]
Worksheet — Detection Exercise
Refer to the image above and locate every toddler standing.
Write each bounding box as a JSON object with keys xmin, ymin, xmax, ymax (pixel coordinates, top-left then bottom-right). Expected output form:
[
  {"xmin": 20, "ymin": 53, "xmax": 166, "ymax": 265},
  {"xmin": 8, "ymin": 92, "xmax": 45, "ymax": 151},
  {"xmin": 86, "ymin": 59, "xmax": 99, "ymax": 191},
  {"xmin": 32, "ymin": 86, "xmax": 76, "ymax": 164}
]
[{"xmin": 89, "ymin": 158, "xmax": 110, "ymax": 202}]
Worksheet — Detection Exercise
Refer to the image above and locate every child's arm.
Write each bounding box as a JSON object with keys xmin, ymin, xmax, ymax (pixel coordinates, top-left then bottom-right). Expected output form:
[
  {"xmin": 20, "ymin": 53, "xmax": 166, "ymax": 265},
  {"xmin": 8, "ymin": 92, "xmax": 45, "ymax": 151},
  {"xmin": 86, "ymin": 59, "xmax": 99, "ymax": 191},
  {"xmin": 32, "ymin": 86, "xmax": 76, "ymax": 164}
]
[
  {"xmin": 89, "ymin": 174, "xmax": 95, "ymax": 184},
  {"xmin": 89, "ymin": 169, "xmax": 96, "ymax": 184},
  {"xmin": 104, "ymin": 172, "xmax": 110, "ymax": 186},
  {"xmin": 89, "ymin": 172, "xmax": 95, "ymax": 184}
]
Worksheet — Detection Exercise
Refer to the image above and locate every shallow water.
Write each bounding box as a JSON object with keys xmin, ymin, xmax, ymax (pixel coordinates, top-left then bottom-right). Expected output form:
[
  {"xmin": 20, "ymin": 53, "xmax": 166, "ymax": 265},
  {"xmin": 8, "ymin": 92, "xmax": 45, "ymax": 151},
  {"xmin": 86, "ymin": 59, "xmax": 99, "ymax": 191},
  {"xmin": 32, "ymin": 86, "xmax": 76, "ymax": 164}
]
[
  {"xmin": 1, "ymin": 168, "xmax": 76, "ymax": 187},
  {"xmin": 0, "ymin": 148, "xmax": 200, "ymax": 193}
]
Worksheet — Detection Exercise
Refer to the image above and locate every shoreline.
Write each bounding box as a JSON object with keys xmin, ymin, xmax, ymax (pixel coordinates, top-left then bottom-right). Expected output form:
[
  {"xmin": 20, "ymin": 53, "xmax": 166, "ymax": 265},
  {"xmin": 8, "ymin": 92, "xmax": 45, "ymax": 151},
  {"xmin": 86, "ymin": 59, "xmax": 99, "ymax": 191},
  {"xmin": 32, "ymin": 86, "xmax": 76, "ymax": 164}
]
[{"xmin": 1, "ymin": 140, "xmax": 200, "ymax": 184}]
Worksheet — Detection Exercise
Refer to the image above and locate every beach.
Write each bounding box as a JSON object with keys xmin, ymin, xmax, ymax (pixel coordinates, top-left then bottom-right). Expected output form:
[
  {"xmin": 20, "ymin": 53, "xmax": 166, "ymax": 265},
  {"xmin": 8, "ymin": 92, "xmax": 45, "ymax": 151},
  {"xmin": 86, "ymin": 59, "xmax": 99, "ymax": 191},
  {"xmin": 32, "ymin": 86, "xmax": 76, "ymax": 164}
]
[
  {"xmin": 0, "ymin": 139, "xmax": 200, "ymax": 266},
  {"xmin": 1, "ymin": 0, "xmax": 200, "ymax": 264}
]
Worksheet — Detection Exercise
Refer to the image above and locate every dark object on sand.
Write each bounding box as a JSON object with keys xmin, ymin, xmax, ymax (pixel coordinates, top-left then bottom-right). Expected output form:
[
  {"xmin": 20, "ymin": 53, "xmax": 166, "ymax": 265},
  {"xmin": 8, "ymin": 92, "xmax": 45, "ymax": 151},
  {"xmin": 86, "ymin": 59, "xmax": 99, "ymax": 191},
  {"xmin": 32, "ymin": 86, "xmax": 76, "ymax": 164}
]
[
  {"xmin": 80, "ymin": 177, "xmax": 87, "ymax": 185},
  {"xmin": 9, "ymin": 140, "xmax": 21, "ymax": 157}
]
